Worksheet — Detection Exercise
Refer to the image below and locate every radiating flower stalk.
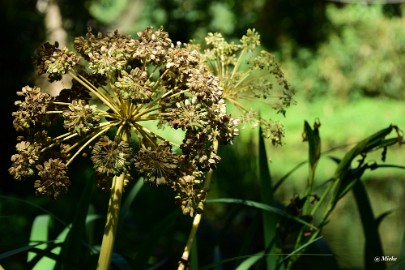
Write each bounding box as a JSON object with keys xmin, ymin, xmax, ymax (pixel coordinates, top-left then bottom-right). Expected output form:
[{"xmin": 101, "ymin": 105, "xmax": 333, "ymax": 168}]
[
  {"xmin": 10, "ymin": 26, "xmax": 238, "ymax": 269},
  {"xmin": 10, "ymin": 26, "xmax": 293, "ymax": 269},
  {"xmin": 194, "ymin": 29, "xmax": 294, "ymax": 146},
  {"xmin": 178, "ymin": 29, "xmax": 294, "ymax": 269}
]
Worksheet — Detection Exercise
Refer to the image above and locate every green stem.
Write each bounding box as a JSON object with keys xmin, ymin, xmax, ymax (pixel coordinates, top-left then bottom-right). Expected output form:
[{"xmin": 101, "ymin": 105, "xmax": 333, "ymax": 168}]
[
  {"xmin": 97, "ymin": 173, "xmax": 126, "ymax": 270},
  {"xmin": 230, "ymin": 49, "xmax": 246, "ymax": 80},
  {"xmin": 68, "ymin": 71, "xmax": 120, "ymax": 116},
  {"xmin": 66, "ymin": 123, "xmax": 117, "ymax": 166},
  {"xmin": 177, "ymin": 139, "xmax": 218, "ymax": 270},
  {"xmin": 97, "ymin": 130, "xmax": 130, "ymax": 270}
]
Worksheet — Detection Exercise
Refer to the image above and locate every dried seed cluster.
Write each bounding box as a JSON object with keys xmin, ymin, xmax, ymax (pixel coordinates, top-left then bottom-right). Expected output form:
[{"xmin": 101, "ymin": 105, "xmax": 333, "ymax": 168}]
[
  {"xmin": 194, "ymin": 29, "xmax": 294, "ymax": 146},
  {"xmin": 10, "ymin": 27, "xmax": 293, "ymax": 216},
  {"xmin": 10, "ymin": 26, "xmax": 239, "ymax": 216}
]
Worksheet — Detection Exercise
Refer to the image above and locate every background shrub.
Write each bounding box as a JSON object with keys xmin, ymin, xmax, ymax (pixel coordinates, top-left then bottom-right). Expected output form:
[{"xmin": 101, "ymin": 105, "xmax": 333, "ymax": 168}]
[{"xmin": 281, "ymin": 4, "xmax": 405, "ymax": 100}]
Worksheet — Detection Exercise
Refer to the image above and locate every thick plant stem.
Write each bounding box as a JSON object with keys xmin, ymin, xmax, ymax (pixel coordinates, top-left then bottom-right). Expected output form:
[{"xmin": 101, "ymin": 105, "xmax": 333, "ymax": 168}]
[
  {"xmin": 178, "ymin": 139, "xmax": 218, "ymax": 270},
  {"xmin": 98, "ymin": 130, "xmax": 129, "ymax": 270},
  {"xmin": 97, "ymin": 173, "xmax": 126, "ymax": 270}
]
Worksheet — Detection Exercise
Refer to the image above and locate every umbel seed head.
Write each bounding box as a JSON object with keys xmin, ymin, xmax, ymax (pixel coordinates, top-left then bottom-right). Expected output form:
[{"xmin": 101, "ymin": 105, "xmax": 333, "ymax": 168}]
[{"xmin": 9, "ymin": 26, "xmax": 239, "ymax": 216}]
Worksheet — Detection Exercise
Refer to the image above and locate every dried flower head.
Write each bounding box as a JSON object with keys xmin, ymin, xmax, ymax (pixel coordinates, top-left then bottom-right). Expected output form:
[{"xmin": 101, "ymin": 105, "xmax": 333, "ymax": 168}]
[
  {"xmin": 12, "ymin": 86, "xmax": 54, "ymax": 131},
  {"xmin": 91, "ymin": 136, "xmax": 132, "ymax": 177},
  {"xmin": 195, "ymin": 29, "xmax": 295, "ymax": 146},
  {"xmin": 34, "ymin": 158, "xmax": 70, "ymax": 199},
  {"xmin": 134, "ymin": 141, "xmax": 180, "ymax": 185},
  {"xmin": 10, "ymin": 26, "xmax": 239, "ymax": 216},
  {"xmin": 62, "ymin": 100, "xmax": 100, "ymax": 136},
  {"xmin": 9, "ymin": 141, "xmax": 41, "ymax": 181},
  {"xmin": 173, "ymin": 175, "xmax": 207, "ymax": 217},
  {"xmin": 35, "ymin": 42, "xmax": 80, "ymax": 82}
]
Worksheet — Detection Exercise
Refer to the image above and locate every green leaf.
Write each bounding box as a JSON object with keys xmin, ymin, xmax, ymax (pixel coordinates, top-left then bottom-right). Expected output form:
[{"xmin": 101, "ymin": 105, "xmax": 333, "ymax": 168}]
[
  {"xmin": 117, "ymin": 178, "xmax": 144, "ymax": 238},
  {"xmin": 0, "ymin": 195, "xmax": 67, "ymax": 227},
  {"xmin": 207, "ymin": 198, "xmax": 317, "ymax": 230},
  {"xmin": 375, "ymin": 210, "xmax": 394, "ymax": 227},
  {"xmin": 0, "ymin": 241, "xmax": 56, "ymax": 260},
  {"xmin": 302, "ymin": 120, "xmax": 321, "ymax": 192},
  {"xmin": 200, "ymin": 253, "xmax": 263, "ymax": 270},
  {"xmin": 398, "ymin": 227, "xmax": 405, "ymax": 270},
  {"xmin": 56, "ymin": 167, "xmax": 95, "ymax": 270},
  {"xmin": 85, "ymin": 207, "xmax": 102, "ymax": 246},
  {"xmin": 132, "ymin": 211, "xmax": 179, "ymax": 269},
  {"xmin": 329, "ymin": 125, "xmax": 402, "ymax": 208},
  {"xmin": 28, "ymin": 215, "xmax": 50, "ymax": 261},
  {"xmin": 28, "ymin": 215, "xmax": 62, "ymax": 270},
  {"xmin": 273, "ymin": 161, "xmax": 307, "ymax": 192},
  {"xmin": 238, "ymin": 211, "xmax": 261, "ymax": 258},
  {"xmin": 279, "ymin": 236, "xmax": 324, "ymax": 264},
  {"xmin": 236, "ymin": 251, "xmax": 265, "ymax": 270},
  {"xmin": 352, "ymin": 180, "xmax": 385, "ymax": 270},
  {"xmin": 336, "ymin": 125, "xmax": 398, "ymax": 177},
  {"xmin": 293, "ymin": 239, "xmax": 339, "ymax": 270},
  {"xmin": 258, "ymin": 127, "xmax": 277, "ymax": 270},
  {"xmin": 303, "ymin": 120, "xmax": 321, "ymax": 170},
  {"xmin": 110, "ymin": 253, "xmax": 132, "ymax": 270}
]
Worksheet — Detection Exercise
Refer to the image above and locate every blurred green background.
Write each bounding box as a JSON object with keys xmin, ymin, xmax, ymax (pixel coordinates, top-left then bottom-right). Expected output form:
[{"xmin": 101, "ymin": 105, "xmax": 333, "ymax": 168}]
[{"xmin": 1, "ymin": 1, "xmax": 404, "ymax": 269}]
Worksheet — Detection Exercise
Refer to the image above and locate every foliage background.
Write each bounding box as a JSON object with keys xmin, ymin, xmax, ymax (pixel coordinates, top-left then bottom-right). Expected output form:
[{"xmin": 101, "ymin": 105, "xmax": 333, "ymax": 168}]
[{"xmin": 1, "ymin": 1, "xmax": 404, "ymax": 269}]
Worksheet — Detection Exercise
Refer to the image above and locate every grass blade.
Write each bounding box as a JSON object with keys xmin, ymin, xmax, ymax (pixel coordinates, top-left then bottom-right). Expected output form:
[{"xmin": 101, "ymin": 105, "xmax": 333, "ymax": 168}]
[
  {"xmin": 28, "ymin": 215, "xmax": 58, "ymax": 269},
  {"xmin": 56, "ymin": 167, "xmax": 95, "ymax": 270},
  {"xmin": 238, "ymin": 210, "xmax": 261, "ymax": 258},
  {"xmin": 200, "ymin": 253, "xmax": 265, "ymax": 270},
  {"xmin": 28, "ymin": 215, "xmax": 50, "ymax": 259},
  {"xmin": 352, "ymin": 179, "xmax": 385, "ymax": 270},
  {"xmin": 273, "ymin": 161, "xmax": 306, "ymax": 192},
  {"xmin": 132, "ymin": 211, "xmax": 179, "ymax": 269},
  {"xmin": 236, "ymin": 251, "xmax": 265, "ymax": 270},
  {"xmin": 110, "ymin": 252, "xmax": 132, "ymax": 270},
  {"xmin": 117, "ymin": 178, "xmax": 144, "ymax": 238},
  {"xmin": 258, "ymin": 127, "xmax": 277, "ymax": 270},
  {"xmin": 279, "ymin": 236, "xmax": 324, "ymax": 264},
  {"xmin": 207, "ymin": 198, "xmax": 316, "ymax": 230},
  {"xmin": 0, "ymin": 242, "xmax": 55, "ymax": 260},
  {"xmin": 302, "ymin": 120, "xmax": 321, "ymax": 192},
  {"xmin": 333, "ymin": 125, "xmax": 401, "ymax": 204},
  {"xmin": 398, "ymin": 227, "xmax": 405, "ymax": 270},
  {"xmin": 0, "ymin": 195, "xmax": 67, "ymax": 227}
]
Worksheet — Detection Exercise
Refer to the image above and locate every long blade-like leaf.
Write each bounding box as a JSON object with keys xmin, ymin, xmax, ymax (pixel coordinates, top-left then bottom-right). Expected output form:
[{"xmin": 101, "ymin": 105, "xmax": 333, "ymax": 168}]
[
  {"xmin": 325, "ymin": 125, "xmax": 403, "ymax": 214},
  {"xmin": 0, "ymin": 241, "xmax": 55, "ymax": 260},
  {"xmin": 336, "ymin": 125, "xmax": 398, "ymax": 177},
  {"xmin": 132, "ymin": 211, "xmax": 179, "ymax": 269},
  {"xmin": 236, "ymin": 251, "xmax": 265, "ymax": 270},
  {"xmin": 279, "ymin": 236, "xmax": 324, "ymax": 264},
  {"xmin": 398, "ymin": 227, "xmax": 405, "ymax": 270},
  {"xmin": 259, "ymin": 127, "xmax": 277, "ymax": 270},
  {"xmin": 28, "ymin": 215, "xmax": 51, "ymax": 263},
  {"xmin": 0, "ymin": 195, "xmax": 67, "ymax": 227},
  {"xmin": 56, "ymin": 167, "xmax": 95, "ymax": 270},
  {"xmin": 207, "ymin": 198, "xmax": 317, "ymax": 230},
  {"xmin": 352, "ymin": 180, "xmax": 385, "ymax": 270},
  {"xmin": 302, "ymin": 120, "xmax": 321, "ymax": 192},
  {"xmin": 333, "ymin": 125, "xmax": 401, "ymax": 203},
  {"xmin": 117, "ymin": 178, "xmax": 144, "ymax": 238},
  {"xmin": 28, "ymin": 215, "xmax": 66, "ymax": 269},
  {"xmin": 273, "ymin": 161, "xmax": 307, "ymax": 192}
]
